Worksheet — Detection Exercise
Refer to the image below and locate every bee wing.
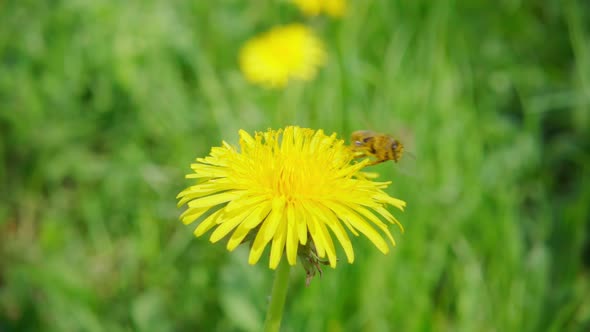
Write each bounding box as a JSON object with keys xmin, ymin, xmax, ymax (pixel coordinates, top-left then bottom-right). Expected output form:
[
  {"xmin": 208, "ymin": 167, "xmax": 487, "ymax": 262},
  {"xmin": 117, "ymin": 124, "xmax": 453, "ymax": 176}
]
[{"xmin": 388, "ymin": 150, "xmax": 420, "ymax": 179}]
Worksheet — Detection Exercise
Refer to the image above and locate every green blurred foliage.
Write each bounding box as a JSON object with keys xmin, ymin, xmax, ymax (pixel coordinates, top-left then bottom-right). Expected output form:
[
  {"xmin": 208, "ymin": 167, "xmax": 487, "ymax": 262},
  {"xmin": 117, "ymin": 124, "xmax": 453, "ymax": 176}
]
[{"xmin": 1, "ymin": 0, "xmax": 589, "ymax": 331}]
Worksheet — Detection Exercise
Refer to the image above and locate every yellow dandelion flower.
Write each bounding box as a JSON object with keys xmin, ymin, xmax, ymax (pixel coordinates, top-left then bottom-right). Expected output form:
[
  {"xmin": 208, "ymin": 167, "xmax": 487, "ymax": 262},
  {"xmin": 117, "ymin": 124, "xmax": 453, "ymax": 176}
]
[
  {"xmin": 291, "ymin": 0, "xmax": 347, "ymax": 17},
  {"xmin": 177, "ymin": 126, "xmax": 406, "ymax": 270},
  {"xmin": 239, "ymin": 24, "xmax": 326, "ymax": 88},
  {"xmin": 324, "ymin": 0, "xmax": 347, "ymax": 17}
]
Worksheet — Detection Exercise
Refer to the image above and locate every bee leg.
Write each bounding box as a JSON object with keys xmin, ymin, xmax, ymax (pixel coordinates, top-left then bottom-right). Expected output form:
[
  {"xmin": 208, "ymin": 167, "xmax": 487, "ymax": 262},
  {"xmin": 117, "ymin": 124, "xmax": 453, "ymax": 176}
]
[
  {"xmin": 350, "ymin": 146, "xmax": 372, "ymax": 158},
  {"xmin": 351, "ymin": 153, "xmax": 369, "ymax": 160},
  {"xmin": 366, "ymin": 159, "xmax": 387, "ymax": 166}
]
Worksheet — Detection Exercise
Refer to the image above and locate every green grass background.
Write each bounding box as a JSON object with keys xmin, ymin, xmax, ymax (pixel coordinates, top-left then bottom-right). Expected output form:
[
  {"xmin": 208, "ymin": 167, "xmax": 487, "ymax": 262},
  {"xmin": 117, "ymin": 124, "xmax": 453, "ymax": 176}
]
[{"xmin": 1, "ymin": 0, "xmax": 590, "ymax": 331}]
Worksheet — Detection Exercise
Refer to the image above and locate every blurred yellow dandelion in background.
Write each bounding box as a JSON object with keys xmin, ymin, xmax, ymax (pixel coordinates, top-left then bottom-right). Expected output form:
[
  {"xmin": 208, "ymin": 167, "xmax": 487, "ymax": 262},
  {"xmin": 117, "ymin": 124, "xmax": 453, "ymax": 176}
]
[
  {"xmin": 291, "ymin": 0, "xmax": 347, "ymax": 17},
  {"xmin": 239, "ymin": 24, "xmax": 326, "ymax": 88},
  {"xmin": 177, "ymin": 126, "xmax": 406, "ymax": 270}
]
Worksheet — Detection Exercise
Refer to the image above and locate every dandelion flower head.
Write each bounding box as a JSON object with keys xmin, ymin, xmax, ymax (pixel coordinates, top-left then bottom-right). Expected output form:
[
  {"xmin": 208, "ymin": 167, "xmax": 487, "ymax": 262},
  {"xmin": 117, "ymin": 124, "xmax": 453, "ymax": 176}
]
[
  {"xmin": 177, "ymin": 126, "xmax": 406, "ymax": 269},
  {"xmin": 291, "ymin": 0, "xmax": 347, "ymax": 17},
  {"xmin": 239, "ymin": 24, "xmax": 326, "ymax": 88}
]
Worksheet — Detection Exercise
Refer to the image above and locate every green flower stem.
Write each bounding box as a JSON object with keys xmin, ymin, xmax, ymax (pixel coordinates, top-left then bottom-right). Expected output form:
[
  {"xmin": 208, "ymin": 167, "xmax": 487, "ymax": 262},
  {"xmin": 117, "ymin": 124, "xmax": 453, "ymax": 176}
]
[{"xmin": 263, "ymin": 261, "xmax": 291, "ymax": 332}]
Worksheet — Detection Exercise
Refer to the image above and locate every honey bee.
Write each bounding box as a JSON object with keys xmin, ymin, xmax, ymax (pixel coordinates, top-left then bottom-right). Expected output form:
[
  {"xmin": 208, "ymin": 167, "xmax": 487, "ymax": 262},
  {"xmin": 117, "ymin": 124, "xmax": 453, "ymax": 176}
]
[{"xmin": 350, "ymin": 130, "xmax": 404, "ymax": 166}]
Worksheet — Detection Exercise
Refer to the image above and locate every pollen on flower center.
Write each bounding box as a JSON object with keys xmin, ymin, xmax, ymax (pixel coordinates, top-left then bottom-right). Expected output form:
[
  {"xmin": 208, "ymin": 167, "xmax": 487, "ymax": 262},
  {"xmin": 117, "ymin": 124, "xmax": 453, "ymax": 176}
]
[
  {"xmin": 275, "ymin": 165, "xmax": 299, "ymax": 201},
  {"xmin": 244, "ymin": 128, "xmax": 348, "ymax": 202},
  {"xmin": 271, "ymin": 156, "xmax": 320, "ymax": 202}
]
